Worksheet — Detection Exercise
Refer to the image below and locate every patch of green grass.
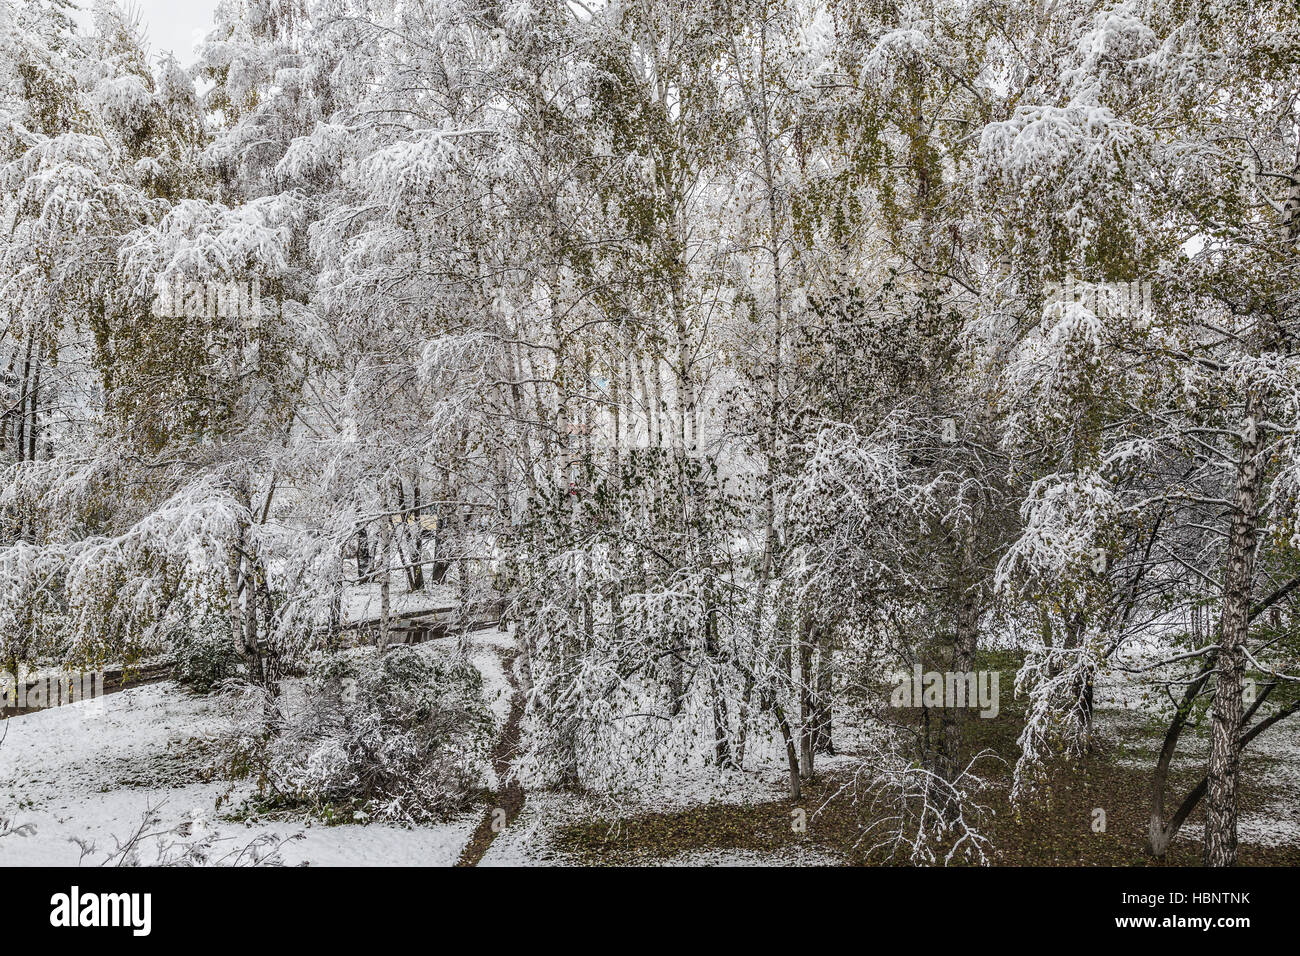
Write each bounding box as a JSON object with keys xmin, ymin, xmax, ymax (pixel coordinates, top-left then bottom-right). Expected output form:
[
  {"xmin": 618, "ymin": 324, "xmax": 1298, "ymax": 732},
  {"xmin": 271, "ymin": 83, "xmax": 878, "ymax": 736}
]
[{"xmin": 553, "ymin": 670, "xmax": 1300, "ymax": 867}]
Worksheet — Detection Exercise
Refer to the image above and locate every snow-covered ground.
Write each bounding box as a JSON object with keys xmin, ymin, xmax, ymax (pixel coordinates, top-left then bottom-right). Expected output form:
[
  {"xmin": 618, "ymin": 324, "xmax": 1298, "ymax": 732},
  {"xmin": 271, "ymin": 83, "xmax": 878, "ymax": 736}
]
[
  {"xmin": 11, "ymin": 624, "xmax": 1291, "ymax": 867},
  {"xmin": 341, "ymin": 582, "xmax": 460, "ymax": 626},
  {"xmin": 0, "ymin": 631, "xmax": 506, "ymax": 867},
  {"xmin": 476, "ymin": 776, "xmax": 824, "ymax": 867},
  {"xmin": 1092, "ymin": 657, "xmax": 1300, "ymax": 850},
  {"xmin": 0, "ymin": 620, "xmax": 837, "ymax": 867}
]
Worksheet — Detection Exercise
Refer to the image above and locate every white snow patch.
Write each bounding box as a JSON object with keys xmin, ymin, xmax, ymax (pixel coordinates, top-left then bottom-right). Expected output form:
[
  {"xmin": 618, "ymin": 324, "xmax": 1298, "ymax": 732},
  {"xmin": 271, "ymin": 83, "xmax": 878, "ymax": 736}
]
[{"xmin": 0, "ymin": 630, "xmax": 522, "ymax": 866}]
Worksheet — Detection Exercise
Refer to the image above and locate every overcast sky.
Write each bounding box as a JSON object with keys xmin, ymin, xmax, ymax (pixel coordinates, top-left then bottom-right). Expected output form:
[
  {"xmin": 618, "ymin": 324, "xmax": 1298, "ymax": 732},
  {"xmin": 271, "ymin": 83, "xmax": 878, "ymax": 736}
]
[{"xmin": 78, "ymin": 1, "xmax": 222, "ymax": 66}]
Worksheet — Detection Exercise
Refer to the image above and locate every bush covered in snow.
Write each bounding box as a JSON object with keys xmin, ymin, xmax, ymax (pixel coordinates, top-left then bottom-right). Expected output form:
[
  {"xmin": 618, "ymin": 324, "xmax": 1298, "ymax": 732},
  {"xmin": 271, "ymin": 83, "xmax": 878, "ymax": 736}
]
[
  {"xmin": 218, "ymin": 646, "xmax": 492, "ymax": 824},
  {"xmin": 173, "ymin": 628, "xmax": 245, "ymax": 694},
  {"xmin": 172, "ymin": 593, "xmax": 247, "ymax": 693}
]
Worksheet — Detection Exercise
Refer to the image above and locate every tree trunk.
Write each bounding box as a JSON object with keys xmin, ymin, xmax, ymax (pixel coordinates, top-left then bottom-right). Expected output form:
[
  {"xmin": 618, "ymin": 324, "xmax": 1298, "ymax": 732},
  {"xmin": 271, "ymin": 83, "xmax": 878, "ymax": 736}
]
[
  {"xmin": 1150, "ymin": 680, "xmax": 1299, "ymax": 857},
  {"xmin": 939, "ymin": 522, "xmax": 979, "ymax": 791},
  {"xmin": 1148, "ymin": 659, "xmax": 1214, "ymax": 857},
  {"xmin": 704, "ymin": 611, "xmax": 734, "ymax": 768},
  {"xmin": 772, "ymin": 698, "xmax": 801, "ymax": 800},
  {"xmin": 377, "ymin": 519, "xmax": 392, "ymax": 653},
  {"xmin": 26, "ymin": 351, "xmax": 39, "ymax": 463},
  {"xmin": 1203, "ymin": 392, "xmax": 1265, "ymax": 867},
  {"xmin": 14, "ymin": 338, "xmax": 32, "ymax": 464},
  {"xmin": 798, "ymin": 619, "xmax": 815, "ymax": 778},
  {"xmin": 812, "ymin": 623, "xmax": 835, "ymax": 754},
  {"xmin": 356, "ymin": 526, "xmax": 372, "ymax": 580}
]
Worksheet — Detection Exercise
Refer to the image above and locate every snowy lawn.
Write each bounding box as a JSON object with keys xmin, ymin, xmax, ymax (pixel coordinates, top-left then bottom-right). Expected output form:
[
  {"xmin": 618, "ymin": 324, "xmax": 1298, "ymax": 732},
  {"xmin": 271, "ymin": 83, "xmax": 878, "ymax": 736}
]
[
  {"xmin": 8, "ymin": 635, "xmax": 1295, "ymax": 867},
  {"xmin": 0, "ymin": 630, "xmax": 512, "ymax": 867}
]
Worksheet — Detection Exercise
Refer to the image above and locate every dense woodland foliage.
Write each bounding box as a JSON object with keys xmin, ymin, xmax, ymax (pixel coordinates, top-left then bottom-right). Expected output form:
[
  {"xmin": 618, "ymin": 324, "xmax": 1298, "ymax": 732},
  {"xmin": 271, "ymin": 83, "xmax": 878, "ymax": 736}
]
[{"xmin": 1, "ymin": 0, "xmax": 1298, "ymax": 865}]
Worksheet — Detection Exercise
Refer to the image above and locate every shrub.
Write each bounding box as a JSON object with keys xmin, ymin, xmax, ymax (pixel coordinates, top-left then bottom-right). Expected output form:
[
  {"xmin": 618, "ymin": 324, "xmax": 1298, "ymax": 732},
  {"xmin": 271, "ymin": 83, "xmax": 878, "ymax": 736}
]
[
  {"xmin": 173, "ymin": 629, "xmax": 245, "ymax": 693},
  {"xmin": 219, "ymin": 645, "xmax": 493, "ymax": 824}
]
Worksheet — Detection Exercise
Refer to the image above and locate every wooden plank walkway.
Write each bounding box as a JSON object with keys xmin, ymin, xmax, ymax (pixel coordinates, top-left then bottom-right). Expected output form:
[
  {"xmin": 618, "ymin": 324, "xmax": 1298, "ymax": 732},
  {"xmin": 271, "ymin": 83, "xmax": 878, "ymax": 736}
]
[
  {"xmin": 341, "ymin": 601, "xmax": 504, "ymax": 645},
  {"xmin": 3, "ymin": 604, "xmax": 504, "ymax": 719},
  {"xmin": 2, "ymin": 662, "xmax": 173, "ymax": 719}
]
